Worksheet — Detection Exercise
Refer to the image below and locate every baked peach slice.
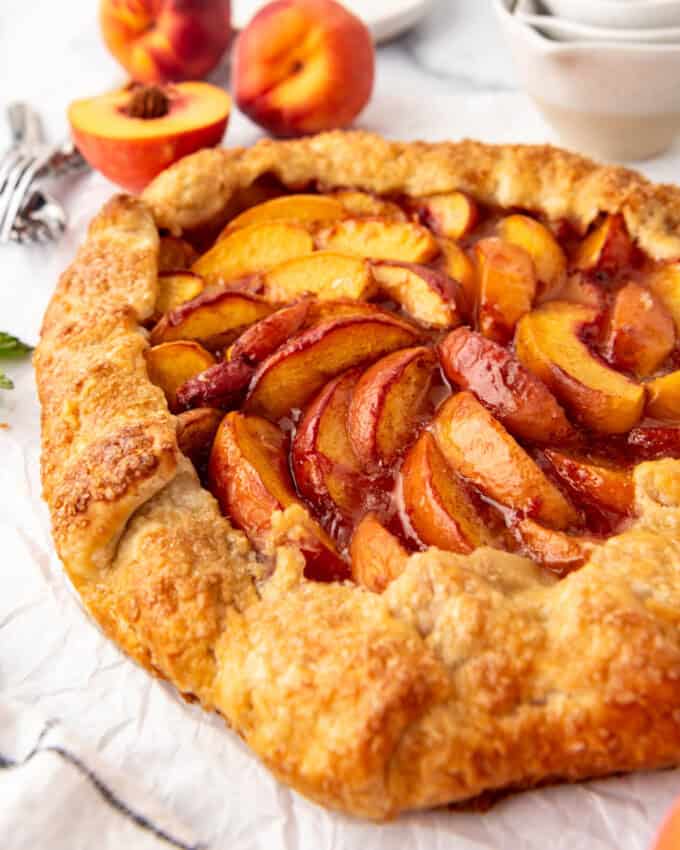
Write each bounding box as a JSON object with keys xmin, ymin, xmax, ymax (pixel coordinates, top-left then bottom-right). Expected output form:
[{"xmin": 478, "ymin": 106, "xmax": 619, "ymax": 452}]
[
  {"xmin": 331, "ymin": 190, "xmax": 406, "ymax": 221},
  {"xmin": 263, "ymin": 252, "xmax": 376, "ymax": 303},
  {"xmin": 432, "ymin": 392, "xmax": 578, "ymax": 529},
  {"xmin": 515, "ymin": 301, "xmax": 645, "ymax": 434},
  {"xmin": 146, "ymin": 340, "xmax": 216, "ymax": 412},
  {"xmin": 209, "ymin": 412, "xmax": 348, "ymax": 582},
  {"xmin": 515, "ymin": 519, "xmax": 596, "ymax": 576},
  {"xmin": 158, "ymin": 236, "xmax": 197, "ymax": 272},
  {"xmin": 438, "ymin": 327, "xmax": 573, "ymax": 444},
  {"xmin": 647, "ymin": 370, "xmax": 680, "ymax": 420},
  {"xmin": 415, "ymin": 192, "xmax": 478, "ymax": 240},
  {"xmin": 150, "ymin": 288, "xmax": 273, "ymax": 350},
  {"xmin": 348, "ymin": 347, "xmax": 437, "ymax": 468},
  {"xmin": 474, "ymin": 237, "xmax": 537, "ymax": 343},
  {"xmin": 316, "ymin": 218, "xmax": 439, "ymax": 264},
  {"xmin": 371, "ymin": 261, "xmax": 461, "ymax": 328},
  {"xmin": 573, "ymin": 214, "xmax": 633, "ymax": 273},
  {"xmin": 154, "ymin": 271, "xmax": 204, "ymax": 320},
  {"xmin": 497, "ymin": 214, "xmax": 566, "ymax": 299},
  {"xmin": 401, "ymin": 431, "xmax": 493, "ymax": 553},
  {"xmin": 292, "ymin": 368, "xmax": 363, "ymax": 517},
  {"xmin": 223, "ymin": 194, "xmax": 345, "ymax": 233},
  {"xmin": 604, "ymin": 281, "xmax": 675, "ymax": 377},
  {"xmin": 350, "ymin": 514, "xmax": 409, "ymax": 593},
  {"xmin": 627, "ymin": 424, "xmax": 680, "ymax": 461},
  {"xmin": 176, "ymin": 358, "xmax": 255, "ymax": 411},
  {"xmin": 245, "ymin": 314, "xmax": 420, "ymax": 420},
  {"xmin": 176, "ymin": 407, "xmax": 224, "ymax": 468},
  {"xmin": 192, "ymin": 222, "xmax": 315, "ymax": 287},
  {"xmin": 544, "ymin": 450, "xmax": 634, "ymax": 516},
  {"xmin": 647, "ymin": 261, "xmax": 680, "ymax": 333},
  {"xmin": 231, "ymin": 299, "xmax": 312, "ymax": 364},
  {"xmin": 558, "ymin": 274, "xmax": 607, "ymax": 312},
  {"xmin": 437, "ymin": 238, "xmax": 477, "ymax": 317}
]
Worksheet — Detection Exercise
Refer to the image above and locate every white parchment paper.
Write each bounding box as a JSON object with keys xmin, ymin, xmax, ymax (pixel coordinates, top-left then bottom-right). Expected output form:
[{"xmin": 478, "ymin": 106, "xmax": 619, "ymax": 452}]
[{"xmin": 2, "ymin": 93, "xmax": 680, "ymax": 850}]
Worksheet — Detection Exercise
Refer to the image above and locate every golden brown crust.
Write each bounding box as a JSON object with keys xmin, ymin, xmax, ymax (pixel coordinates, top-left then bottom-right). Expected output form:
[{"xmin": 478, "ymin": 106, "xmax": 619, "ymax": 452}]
[{"xmin": 36, "ymin": 133, "xmax": 680, "ymax": 820}]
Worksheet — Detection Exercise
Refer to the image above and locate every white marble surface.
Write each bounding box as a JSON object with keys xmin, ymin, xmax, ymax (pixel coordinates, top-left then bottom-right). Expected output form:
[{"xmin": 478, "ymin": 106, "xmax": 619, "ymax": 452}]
[{"xmin": 2, "ymin": 3, "xmax": 680, "ymax": 850}]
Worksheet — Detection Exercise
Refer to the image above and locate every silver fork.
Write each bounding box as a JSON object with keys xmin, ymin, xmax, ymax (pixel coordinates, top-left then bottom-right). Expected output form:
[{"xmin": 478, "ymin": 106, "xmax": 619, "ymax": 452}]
[{"xmin": 0, "ymin": 145, "xmax": 53, "ymax": 243}]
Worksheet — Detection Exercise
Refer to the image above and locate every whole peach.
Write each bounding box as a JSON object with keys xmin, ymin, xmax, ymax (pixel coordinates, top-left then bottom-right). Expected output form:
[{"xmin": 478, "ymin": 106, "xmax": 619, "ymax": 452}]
[
  {"xmin": 100, "ymin": 0, "xmax": 232, "ymax": 83},
  {"xmin": 234, "ymin": 0, "xmax": 374, "ymax": 137}
]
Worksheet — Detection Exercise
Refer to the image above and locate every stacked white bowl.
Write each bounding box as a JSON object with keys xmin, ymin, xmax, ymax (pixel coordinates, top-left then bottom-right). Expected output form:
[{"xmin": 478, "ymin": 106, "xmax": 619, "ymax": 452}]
[{"xmin": 494, "ymin": 0, "xmax": 680, "ymax": 160}]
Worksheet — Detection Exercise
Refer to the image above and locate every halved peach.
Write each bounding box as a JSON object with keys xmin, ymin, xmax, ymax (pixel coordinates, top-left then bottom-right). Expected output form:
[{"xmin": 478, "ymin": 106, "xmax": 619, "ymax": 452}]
[
  {"xmin": 154, "ymin": 271, "xmax": 205, "ymax": 320},
  {"xmin": 316, "ymin": 218, "xmax": 439, "ymax": 263},
  {"xmin": 145, "ymin": 340, "xmax": 216, "ymax": 412},
  {"xmin": 573, "ymin": 214, "xmax": 633, "ymax": 273},
  {"xmin": 438, "ymin": 327, "xmax": 573, "ymax": 444},
  {"xmin": 497, "ymin": 214, "xmax": 566, "ymax": 298},
  {"xmin": 292, "ymin": 368, "xmax": 363, "ymax": 517},
  {"xmin": 604, "ymin": 281, "xmax": 675, "ymax": 377},
  {"xmin": 515, "ymin": 519, "xmax": 595, "ymax": 576},
  {"xmin": 415, "ymin": 192, "xmax": 478, "ymax": 240},
  {"xmin": 348, "ymin": 347, "xmax": 436, "ymax": 468},
  {"xmin": 371, "ymin": 261, "xmax": 461, "ymax": 328},
  {"xmin": 647, "ymin": 261, "xmax": 680, "ymax": 333},
  {"xmin": 350, "ymin": 514, "xmax": 409, "ymax": 593},
  {"xmin": 69, "ymin": 82, "xmax": 231, "ymax": 193},
  {"xmin": 474, "ymin": 237, "xmax": 537, "ymax": 343},
  {"xmin": 331, "ymin": 190, "xmax": 406, "ymax": 221},
  {"xmin": 191, "ymin": 221, "xmax": 314, "ymax": 288},
  {"xmin": 263, "ymin": 251, "xmax": 375, "ymax": 302},
  {"xmin": 223, "ymin": 194, "xmax": 345, "ymax": 233},
  {"xmin": 208, "ymin": 412, "xmax": 348, "ymax": 581},
  {"xmin": 401, "ymin": 431, "xmax": 492, "ymax": 553},
  {"xmin": 231, "ymin": 299, "xmax": 312, "ymax": 364},
  {"xmin": 515, "ymin": 301, "xmax": 645, "ymax": 434},
  {"xmin": 158, "ymin": 236, "xmax": 197, "ymax": 272},
  {"xmin": 437, "ymin": 238, "xmax": 477, "ymax": 317},
  {"xmin": 176, "ymin": 407, "xmax": 224, "ymax": 467},
  {"xmin": 646, "ymin": 370, "xmax": 680, "ymax": 420},
  {"xmin": 175, "ymin": 358, "xmax": 255, "ymax": 411},
  {"xmin": 245, "ymin": 314, "xmax": 420, "ymax": 420},
  {"xmin": 432, "ymin": 392, "xmax": 578, "ymax": 529},
  {"xmin": 544, "ymin": 449, "xmax": 634, "ymax": 515},
  {"xmin": 150, "ymin": 288, "xmax": 274, "ymax": 350}
]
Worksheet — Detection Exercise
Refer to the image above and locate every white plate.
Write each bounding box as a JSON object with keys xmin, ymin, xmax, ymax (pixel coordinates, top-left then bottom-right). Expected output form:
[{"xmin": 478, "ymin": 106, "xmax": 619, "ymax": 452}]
[
  {"xmin": 517, "ymin": 4, "xmax": 680, "ymax": 43},
  {"xmin": 232, "ymin": 0, "xmax": 433, "ymax": 43}
]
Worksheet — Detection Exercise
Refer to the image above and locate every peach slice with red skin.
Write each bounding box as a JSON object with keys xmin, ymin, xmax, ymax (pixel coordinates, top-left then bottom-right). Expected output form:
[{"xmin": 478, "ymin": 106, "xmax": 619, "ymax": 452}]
[
  {"xmin": 604, "ymin": 281, "xmax": 675, "ymax": 377},
  {"xmin": 627, "ymin": 424, "xmax": 680, "ymax": 461},
  {"xmin": 146, "ymin": 340, "xmax": 216, "ymax": 413},
  {"xmin": 158, "ymin": 236, "xmax": 197, "ymax": 272},
  {"xmin": 544, "ymin": 450, "xmax": 634, "ymax": 516},
  {"xmin": 263, "ymin": 252, "xmax": 375, "ymax": 303},
  {"xmin": 154, "ymin": 271, "xmax": 204, "ymax": 321},
  {"xmin": 350, "ymin": 514, "xmax": 409, "ymax": 593},
  {"xmin": 515, "ymin": 301, "xmax": 645, "ymax": 434},
  {"xmin": 348, "ymin": 347, "xmax": 437, "ymax": 468},
  {"xmin": 497, "ymin": 214, "xmax": 566, "ymax": 299},
  {"xmin": 515, "ymin": 519, "xmax": 596, "ymax": 577},
  {"xmin": 331, "ymin": 190, "xmax": 406, "ymax": 221},
  {"xmin": 245, "ymin": 314, "xmax": 421, "ymax": 420},
  {"xmin": 176, "ymin": 358, "xmax": 255, "ymax": 411},
  {"xmin": 573, "ymin": 214, "xmax": 633, "ymax": 273},
  {"xmin": 401, "ymin": 431, "xmax": 493, "ymax": 554},
  {"xmin": 231, "ymin": 299, "xmax": 312, "ymax": 364},
  {"xmin": 69, "ymin": 82, "xmax": 231, "ymax": 192},
  {"xmin": 233, "ymin": 0, "xmax": 374, "ymax": 137},
  {"xmin": 432, "ymin": 392, "xmax": 578, "ymax": 530},
  {"xmin": 415, "ymin": 192, "xmax": 479, "ymax": 240},
  {"xmin": 438, "ymin": 327, "xmax": 573, "ymax": 444},
  {"xmin": 474, "ymin": 237, "xmax": 537, "ymax": 344},
  {"xmin": 316, "ymin": 218, "xmax": 439, "ymax": 264},
  {"xmin": 371, "ymin": 261, "xmax": 461, "ymax": 329},
  {"xmin": 437, "ymin": 238, "xmax": 477, "ymax": 318},
  {"xmin": 208, "ymin": 412, "xmax": 348, "ymax": 581},
  {"xmin": 100, "ymin": 0, "xmax": 232, "ymax": 84},
  {"xmin": 304, "ymin": 299, "xmax": 419, "ymax": 330},
  {"xmin": 222, "ymin": 194, "xmax": 345, "ymax": 234},
  {"xmin": 176, "ymin": 407, "xmax": 224, "ymax": 468},
  {"xmin": 191, "ymin": 222, "xmax": 315, "ymax": 287},
  {"xmin": 292, "ymin": 368, "xmax": 364, "ymax": 517},
  {"xmin": 150, "ymin": 288, "xmax": 273, "ymax": 350}
]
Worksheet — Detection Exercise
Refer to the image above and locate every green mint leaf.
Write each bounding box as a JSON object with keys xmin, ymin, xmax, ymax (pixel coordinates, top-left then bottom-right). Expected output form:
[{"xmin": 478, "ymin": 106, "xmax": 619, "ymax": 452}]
[
  {"xmin": 0, "ymin": 370, "xmax": 14, "ymax": 390},
  {"xmin": 0, "ymin": 332, "xmax": 33, "ymax": 359}
]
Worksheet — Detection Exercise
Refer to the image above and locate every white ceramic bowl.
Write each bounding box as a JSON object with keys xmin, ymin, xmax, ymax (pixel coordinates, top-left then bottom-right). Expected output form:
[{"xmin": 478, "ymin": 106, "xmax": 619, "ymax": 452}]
[
  {"xmin": 495, "ymin": 0, "xmax": 680, "ymax": 160},
  {"xmin": 541, "ymin": 0, "xmax": 680, "ymax": 30}
]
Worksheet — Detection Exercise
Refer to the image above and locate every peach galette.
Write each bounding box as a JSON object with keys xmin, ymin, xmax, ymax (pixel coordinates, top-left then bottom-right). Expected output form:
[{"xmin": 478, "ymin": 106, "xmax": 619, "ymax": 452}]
[{"xmin": 36, "ymin": 133, "xmax": 680, "ymax": 819}]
